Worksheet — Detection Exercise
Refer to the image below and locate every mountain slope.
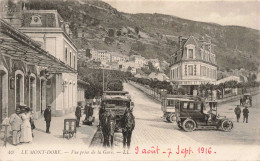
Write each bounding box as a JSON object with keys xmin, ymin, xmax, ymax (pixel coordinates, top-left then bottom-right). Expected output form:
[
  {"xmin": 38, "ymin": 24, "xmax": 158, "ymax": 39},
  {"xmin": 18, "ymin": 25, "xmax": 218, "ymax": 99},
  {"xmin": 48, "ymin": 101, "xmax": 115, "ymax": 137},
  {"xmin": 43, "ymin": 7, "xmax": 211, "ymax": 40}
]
[{"xmin": 28, "ymin": 0, "xmax": 260, "ymax": 71}]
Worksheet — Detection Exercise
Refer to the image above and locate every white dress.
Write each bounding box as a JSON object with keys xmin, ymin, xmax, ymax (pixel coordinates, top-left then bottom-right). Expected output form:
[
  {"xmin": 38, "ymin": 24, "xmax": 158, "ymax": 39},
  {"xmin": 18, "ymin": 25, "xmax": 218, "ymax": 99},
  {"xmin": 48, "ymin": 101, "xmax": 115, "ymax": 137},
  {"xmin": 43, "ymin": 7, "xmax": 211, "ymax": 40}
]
[{"xmin": 20, "ymin": 113, "xmax": 33, "ymax": 143}]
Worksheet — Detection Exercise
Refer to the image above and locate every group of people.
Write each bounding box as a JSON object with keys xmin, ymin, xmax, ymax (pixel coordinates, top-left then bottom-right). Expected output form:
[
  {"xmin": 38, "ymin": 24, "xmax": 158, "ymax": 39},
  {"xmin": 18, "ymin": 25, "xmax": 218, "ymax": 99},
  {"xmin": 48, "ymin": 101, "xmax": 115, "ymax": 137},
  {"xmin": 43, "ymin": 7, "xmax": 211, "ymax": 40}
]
[
  {"xmin": 234, "ymin": 105, "xmax": 249, "ymax": 123},
  {"xmin": 75, "ymin": 102, "xmax": 94, "ymax": 127},
  {"xmin": 9, "ymin": 105, "xmax": 34, "ymax": 146}
]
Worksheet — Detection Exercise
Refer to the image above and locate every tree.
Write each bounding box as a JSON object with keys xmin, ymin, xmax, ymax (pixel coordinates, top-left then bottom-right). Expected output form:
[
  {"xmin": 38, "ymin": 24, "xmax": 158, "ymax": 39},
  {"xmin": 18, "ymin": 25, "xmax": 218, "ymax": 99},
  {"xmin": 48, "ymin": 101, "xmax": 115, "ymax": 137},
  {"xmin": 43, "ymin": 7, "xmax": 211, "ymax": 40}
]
[
  {"xmin": 116, "ymin": 30, "xmax": 121, "ymax": 36},
  {"xmin": 135, "ymin": 26, "xmax": 139, "ymax": 34},
  {"xmin": 108, "ymin": 28, "xmax": 114, "ymax": 37}
]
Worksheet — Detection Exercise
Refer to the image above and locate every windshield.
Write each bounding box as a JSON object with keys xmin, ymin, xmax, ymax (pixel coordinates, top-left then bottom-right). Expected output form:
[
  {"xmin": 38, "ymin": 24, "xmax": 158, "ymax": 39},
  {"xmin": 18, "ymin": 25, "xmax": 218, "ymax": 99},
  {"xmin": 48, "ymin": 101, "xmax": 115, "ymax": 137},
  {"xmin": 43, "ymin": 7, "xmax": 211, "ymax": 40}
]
[{"xmin": 102, "ymin": 100, "xmax": 130, "ymax": 107}]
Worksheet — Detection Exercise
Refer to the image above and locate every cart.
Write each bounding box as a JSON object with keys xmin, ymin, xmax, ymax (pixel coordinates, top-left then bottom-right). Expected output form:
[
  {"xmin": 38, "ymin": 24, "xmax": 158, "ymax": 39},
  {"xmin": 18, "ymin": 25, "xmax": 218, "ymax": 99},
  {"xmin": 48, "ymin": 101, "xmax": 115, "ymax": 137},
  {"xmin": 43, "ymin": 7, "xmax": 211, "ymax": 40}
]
[{"xmin": 63, "ymin": 119, "xmax": 77, "ymax": 139}]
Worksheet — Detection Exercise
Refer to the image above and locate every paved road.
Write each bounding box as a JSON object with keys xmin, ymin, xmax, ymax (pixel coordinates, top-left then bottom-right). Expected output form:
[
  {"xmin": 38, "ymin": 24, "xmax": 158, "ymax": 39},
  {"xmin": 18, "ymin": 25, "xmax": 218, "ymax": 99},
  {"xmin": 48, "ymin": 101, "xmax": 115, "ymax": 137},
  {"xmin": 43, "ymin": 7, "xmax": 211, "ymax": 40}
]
[{"xmin": 123, "ymin": 83, "xmax": 260, "ymax": 160}]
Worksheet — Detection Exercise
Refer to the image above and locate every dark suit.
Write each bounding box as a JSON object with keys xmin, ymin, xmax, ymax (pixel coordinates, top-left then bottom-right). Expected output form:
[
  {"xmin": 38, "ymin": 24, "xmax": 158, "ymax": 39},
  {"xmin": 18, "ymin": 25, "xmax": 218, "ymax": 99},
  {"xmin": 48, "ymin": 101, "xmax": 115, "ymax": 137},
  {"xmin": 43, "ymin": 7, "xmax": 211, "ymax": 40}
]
[
  {"xmin": 44, "ymin": 108, "xmax": 52, "ymax": 132},
  {"xmin": 243, "ymin": 108, "xmax": 249, "ymax": 123},
  {"xmin": 75, "ymin": 106, "xmax": 82, "ymax": 127}
]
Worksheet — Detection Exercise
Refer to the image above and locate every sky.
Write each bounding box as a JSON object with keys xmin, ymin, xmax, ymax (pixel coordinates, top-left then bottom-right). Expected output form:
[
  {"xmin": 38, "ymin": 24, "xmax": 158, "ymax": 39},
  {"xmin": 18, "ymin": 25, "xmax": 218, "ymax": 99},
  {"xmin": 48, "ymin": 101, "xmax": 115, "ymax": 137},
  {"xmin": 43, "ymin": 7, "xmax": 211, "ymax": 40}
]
[{"xmin": 103, "ymin": 0, "xmax": 260, "ymax": 30}]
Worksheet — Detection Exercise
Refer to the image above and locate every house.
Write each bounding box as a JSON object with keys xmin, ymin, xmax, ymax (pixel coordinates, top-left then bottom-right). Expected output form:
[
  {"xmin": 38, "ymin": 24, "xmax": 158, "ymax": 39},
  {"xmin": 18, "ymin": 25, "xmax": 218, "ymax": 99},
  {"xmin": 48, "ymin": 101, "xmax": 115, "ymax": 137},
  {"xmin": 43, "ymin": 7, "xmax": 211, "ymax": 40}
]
[
  {"xmin": 147, "ymin": 58, "xmax": 160, "ymax": 70},
  {"xmin": 170, "ymin": 36, "xmax": 218, "ymax": 95},
  {"xmin": 90, "ymin": 49, "xmax": 111, "ymax": 63},
  {"xmin": 130, "ymin": 55, "xmax": 146, "ymax": 67},
  {"xmin": 149, "ymin": 72, "xmax": 170, "ymax": 82}
]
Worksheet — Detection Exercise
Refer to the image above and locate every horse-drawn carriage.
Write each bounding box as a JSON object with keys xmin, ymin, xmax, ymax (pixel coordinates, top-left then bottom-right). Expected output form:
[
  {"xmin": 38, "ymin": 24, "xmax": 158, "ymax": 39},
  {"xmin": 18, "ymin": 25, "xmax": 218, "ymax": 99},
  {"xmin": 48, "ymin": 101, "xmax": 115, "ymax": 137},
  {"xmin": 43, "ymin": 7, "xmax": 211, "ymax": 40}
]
[
  {"xmin": 99, "ymin": 91, "xmax": 135, "ymax": 147},
  {"xmin": 101, "ymin": 91, "xmax": 134, "ymax": 131}
]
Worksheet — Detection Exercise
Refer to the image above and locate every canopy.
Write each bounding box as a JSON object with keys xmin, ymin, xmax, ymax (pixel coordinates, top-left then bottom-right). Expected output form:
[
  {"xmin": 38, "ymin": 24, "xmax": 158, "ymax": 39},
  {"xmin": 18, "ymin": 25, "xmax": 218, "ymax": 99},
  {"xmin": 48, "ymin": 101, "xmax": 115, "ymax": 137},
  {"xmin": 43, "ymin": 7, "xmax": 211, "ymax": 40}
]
[{"xmin": 0, "ymin": 19, "xmax": 76, "ymax": 73}]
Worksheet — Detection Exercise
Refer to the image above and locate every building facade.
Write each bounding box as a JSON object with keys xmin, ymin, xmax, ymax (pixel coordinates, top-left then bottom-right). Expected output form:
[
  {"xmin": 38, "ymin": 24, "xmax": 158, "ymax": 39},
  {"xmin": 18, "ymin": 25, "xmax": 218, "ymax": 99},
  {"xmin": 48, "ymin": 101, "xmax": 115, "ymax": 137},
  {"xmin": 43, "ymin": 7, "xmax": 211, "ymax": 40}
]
[
  {"xmin": 18, "ymin": 10, "xmax": 78, "ymax": 116},
  {"xmin": 170, "ymin": 36, "xmax": 218, "ymax": 95},
  {"xmin": 90, "ymin": 49, "xmax": 110, "ymax": 63}
]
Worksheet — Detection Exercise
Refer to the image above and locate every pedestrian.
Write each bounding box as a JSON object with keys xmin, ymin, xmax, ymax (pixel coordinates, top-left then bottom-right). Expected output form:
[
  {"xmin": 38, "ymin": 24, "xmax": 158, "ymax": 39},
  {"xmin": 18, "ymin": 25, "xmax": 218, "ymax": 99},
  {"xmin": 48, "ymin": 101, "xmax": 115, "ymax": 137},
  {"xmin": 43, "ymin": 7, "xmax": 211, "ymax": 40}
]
[
  {"xmin": 249, "ymin": 96, "xmax": 252, "ymax": 107},
  {"xmin": 234, "ymin": 105, "xmax": 241, "ymax": 122},
  {"xmin": 243, "ymin": 106, "xmax": 249, "ymax": 123},
  {"xmin": 9, "ymin": 108, "xmax": 22, "ymax": 146},
  {"xmin": 20, "ymin": 106, "xmax": 33, "ymax": 143},
  {"xmin": 75, "ymin": 102, "xmax": 82, "ymax": 127},
  {"xmin": 29, "ymin": 108, "xmax": 35, "ymax": 137},
  {"xmin": 44, "ymin": 105, "xmax": 52, "ymax": 133},
  {"xmin": 240, "ymin": 97, "xmax": 243, "ymax": 106}
]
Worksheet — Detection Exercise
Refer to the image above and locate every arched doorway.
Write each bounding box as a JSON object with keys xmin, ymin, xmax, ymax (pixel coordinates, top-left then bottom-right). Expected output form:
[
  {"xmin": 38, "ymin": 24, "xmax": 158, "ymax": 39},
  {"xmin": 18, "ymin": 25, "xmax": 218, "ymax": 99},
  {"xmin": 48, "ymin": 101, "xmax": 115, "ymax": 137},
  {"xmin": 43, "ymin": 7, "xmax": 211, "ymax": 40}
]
[
  {"xmin": 29, "ymin": 74, "xmax": 36, "ymax": 113},
  {"xmin": 0, "ymin": 69, "xmax": 8, "ymax": 122},
  {"xmin": 15, "ymin": 70, "xmax": 24, "ymax": 107},
  {"xmin": 40, "ymin": 78, "xmax": 47, "ymax": 114}
]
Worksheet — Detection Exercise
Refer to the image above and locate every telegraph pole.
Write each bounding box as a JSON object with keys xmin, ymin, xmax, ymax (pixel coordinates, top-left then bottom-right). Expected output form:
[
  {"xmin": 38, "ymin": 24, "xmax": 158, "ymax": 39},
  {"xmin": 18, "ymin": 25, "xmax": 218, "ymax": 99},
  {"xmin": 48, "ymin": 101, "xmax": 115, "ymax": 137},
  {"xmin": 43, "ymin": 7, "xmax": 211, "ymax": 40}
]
[{"xmin": 102, "ymin": 67, "xmax": 105, "ymax": 92}]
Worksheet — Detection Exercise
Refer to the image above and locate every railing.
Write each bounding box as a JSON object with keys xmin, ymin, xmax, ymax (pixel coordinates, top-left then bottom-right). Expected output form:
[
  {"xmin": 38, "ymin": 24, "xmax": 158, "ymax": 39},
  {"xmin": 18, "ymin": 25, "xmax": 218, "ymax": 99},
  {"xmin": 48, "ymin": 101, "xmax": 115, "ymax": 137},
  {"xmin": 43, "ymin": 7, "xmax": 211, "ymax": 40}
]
[{"xmin": 129, "ymin": 81, "xmax": 260, "ymax": 105}]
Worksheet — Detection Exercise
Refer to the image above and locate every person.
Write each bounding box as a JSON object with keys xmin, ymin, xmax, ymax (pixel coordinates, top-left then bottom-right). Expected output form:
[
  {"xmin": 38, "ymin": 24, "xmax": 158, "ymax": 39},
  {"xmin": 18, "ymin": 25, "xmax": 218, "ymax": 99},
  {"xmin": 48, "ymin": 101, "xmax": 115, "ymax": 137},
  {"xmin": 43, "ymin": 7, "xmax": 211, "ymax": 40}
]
[
  {"xmin": 29, "ymin": 108, "xmax": 35, "ymax": 137},
  {"xmin": 239, "ymin": 97, "xmax": 243, "ymax": 106},
  {"xmin": 44, "ymin": 105, "xmax": 52, "ymax": 133},
  {"xmin": 243, "ymin": 106, "xmax": 249, "ymax": 123},
  {"xmin": 249, "ymin": 96, "xmax": 252, "ymax": 107},
  {"xmin": 9, "ymin": 108, "xmax": 22, "ymax": 146},
  {"xmin": 75, "ymin": 102, "xmax": 82, "ymax": 127},
  {"xmin": 234, "ymin": 105, "xmax": 241, "ymax": 122},
  {"xmin": 20, "ymin": 106, "xmax": 33, "ymax": 143}
]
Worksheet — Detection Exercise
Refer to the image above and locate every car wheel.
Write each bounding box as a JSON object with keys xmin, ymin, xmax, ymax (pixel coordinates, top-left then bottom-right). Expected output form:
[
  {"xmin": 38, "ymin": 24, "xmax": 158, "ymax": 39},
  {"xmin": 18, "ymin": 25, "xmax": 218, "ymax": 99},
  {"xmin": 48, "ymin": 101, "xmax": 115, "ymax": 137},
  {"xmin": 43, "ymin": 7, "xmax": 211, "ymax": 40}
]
[
  {"xmin": 177, "ymin": 121, "xmax": 182, "ymax": 129},
  {"xmin": 221, "ymin": 120, "xmax": 233, "ymax": 132},
  {"xmin": 182, "ymin": 119, "xmax": 196, "ymax": 132},
  {"xmin": 168, "ymin": 114, "xmax": 175, "ymax": 123}
]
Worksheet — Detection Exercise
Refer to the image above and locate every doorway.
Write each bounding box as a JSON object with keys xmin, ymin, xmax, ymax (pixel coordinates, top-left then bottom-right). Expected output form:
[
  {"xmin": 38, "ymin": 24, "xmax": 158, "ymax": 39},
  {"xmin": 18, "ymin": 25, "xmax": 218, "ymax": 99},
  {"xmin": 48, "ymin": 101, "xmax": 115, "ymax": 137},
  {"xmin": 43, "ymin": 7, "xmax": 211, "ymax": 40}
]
[
  {"xmin": 40, "ymin": 79, "xmax": 46, "ymax": 114},
  {"xmin": 15, "ymin": 73, "xmax": 24, "ymax": 107}
]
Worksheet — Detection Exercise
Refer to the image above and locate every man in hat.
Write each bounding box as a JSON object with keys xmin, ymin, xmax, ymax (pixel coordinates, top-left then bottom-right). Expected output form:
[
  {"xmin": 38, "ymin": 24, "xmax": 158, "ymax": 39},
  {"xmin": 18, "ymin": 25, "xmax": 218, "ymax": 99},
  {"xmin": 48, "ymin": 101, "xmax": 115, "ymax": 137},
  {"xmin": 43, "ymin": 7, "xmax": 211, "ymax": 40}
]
[
  {"xmin": 44, "ymin": 105, "xmax": 52, "ymax": 133},
  {"xmin": 234, "ymin": 105, "xmax": 241, "ymax": 122},
  {"xmin": 75, "ymin": 102, "xmax": 82, "ymax": 127},
  {"xmin": 9, "ymin": 108, "xmax": 22, "ymax": 146},
  {"xmin": 243, "ymin": 106, "xmax": 249, "ymax": 123}
]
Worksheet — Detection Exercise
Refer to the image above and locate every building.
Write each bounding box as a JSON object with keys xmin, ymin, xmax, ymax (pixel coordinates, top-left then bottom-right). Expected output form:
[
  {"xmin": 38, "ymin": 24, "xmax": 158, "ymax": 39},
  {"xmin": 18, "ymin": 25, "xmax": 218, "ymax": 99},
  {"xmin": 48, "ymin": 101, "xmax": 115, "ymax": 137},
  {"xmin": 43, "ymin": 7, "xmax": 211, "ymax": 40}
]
[
  {"xmin": 77, "ymin": 79, "xmax": 89, "ymax": 107},
  {"xmin": 148, "ymin": 72, "xmax": 170, "ymax": 82},
  {"xmin": 110, "ymin": 52, "xmax": 129, "ymax": 63},
  {"xmin": 0, "ymin": 1, "xmax": 78, "ymax": 122},
  {"xmin": 130, "ymin": 55, "xmax": 146, "ymax": 67},
  {"xmin": 170, "ymin": 36, "xmax": 218, "ymax": 95},
  {"xmin": 90, "ymin": 49, "xmax": 111, "ymax": 63},
  {"xmin": 18, "ymin": 10, "xmax": 78, "ymax": 116},
  {"xmin": 147, "ymin": 59, "xmax": 160, "ymax": 70}
]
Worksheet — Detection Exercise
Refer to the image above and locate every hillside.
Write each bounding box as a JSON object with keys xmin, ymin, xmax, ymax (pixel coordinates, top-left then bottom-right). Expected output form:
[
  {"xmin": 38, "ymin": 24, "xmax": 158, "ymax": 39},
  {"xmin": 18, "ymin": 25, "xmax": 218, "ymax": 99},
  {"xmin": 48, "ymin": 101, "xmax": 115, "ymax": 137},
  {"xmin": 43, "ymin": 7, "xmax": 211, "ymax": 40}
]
[{"xmin": 28, "ymin": 0, "xmax": 260, "ymax": 72}]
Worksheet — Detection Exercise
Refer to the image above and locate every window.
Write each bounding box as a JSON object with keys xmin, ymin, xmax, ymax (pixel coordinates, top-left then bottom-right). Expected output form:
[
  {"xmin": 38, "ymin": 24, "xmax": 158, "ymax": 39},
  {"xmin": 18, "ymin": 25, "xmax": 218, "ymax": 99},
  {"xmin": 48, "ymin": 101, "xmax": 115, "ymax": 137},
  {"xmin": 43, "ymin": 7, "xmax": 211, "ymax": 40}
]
[
  {"xmin": 74, "ymin": 55, "xmax": 76, "ymax": 69},
  {"xmin": 188, "ymin": 65, "xmax": 193, "ymax": 75},
  {"xmin": 65, "ymin": 48, "xmax": 68, "ymax": 63},
  {"xmin": 70, "ymin": 52, "xmax": 72, "ymax": 66},
  {"xmin": 173, "ymin": 70, "xmax": 175, "ymax": 79},
  {"xmin": 176, "ymin": 67, "xmax": 179, "ymax": 78},
  {"xmin": 188, "ymin": 49, "xmax": 193, "ymax": 59}
]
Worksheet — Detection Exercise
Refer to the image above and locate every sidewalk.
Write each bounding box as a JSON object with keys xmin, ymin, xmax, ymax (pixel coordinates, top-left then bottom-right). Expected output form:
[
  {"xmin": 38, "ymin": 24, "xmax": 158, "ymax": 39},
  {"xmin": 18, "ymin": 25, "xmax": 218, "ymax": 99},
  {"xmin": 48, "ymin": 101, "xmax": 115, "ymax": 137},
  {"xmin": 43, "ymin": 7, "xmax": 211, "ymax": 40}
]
[{"xmin": 0, "ymin": 106, "xmax": 99, "ymax": 148}]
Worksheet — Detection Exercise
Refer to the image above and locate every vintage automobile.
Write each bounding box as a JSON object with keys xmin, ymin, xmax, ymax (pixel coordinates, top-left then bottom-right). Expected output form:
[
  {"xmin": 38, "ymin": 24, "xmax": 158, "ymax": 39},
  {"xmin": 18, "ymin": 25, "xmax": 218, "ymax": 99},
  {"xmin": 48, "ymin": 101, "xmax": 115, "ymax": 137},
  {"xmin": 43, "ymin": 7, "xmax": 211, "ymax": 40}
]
[
  {"xmin": 101, "ymin": 91, "xmax": 134, "ymax": 131},
  {"xmin": 161, "ymin": 95, "xmax": 201, "ymax": 123},
  {"xmin": 175, "ymin": 98, "xmax": 233, "ymax": 132},
  {"xmin": 242, "ymin": 93, "xmax": 252, "ymax": 107}
]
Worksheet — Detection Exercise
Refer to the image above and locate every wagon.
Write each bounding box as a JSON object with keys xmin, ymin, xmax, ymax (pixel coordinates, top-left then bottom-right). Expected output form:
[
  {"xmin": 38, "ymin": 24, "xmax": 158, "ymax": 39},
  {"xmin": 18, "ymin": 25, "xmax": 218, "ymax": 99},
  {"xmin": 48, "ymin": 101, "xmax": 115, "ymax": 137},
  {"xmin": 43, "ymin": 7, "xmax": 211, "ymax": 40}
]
[
  {"xmin": 101, "ymin": 91, "xmax": 134, "ymax": 131},
  {"xmin": 175, "ymin": 98, "xmax": 233, "ymax": 132}
]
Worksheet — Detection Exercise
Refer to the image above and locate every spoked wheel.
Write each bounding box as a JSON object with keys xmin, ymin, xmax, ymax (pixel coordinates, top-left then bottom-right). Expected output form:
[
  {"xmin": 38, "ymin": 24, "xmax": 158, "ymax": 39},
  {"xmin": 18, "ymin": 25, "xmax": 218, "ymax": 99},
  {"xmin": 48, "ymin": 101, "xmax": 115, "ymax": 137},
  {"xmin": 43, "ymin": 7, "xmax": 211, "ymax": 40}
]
[
  {"xmin": 182, "ymin": 119, "xmax": 196, "ymax": 132},
  {"xmin": 168, "ymin": 114, "xmax": 175, "ymax": 123},
  {"xmin": 221, "ymin": 120, "xmax": 233, "ymax": 132}
]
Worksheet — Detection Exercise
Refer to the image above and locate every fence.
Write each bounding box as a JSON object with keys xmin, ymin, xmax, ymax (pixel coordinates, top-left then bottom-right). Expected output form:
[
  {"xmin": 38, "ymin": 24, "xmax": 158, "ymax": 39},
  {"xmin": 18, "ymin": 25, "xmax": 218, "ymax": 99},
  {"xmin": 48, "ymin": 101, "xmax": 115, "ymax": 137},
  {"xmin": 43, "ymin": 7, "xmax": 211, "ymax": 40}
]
[{"xmin": 129, "ymin": 81, "xmax": 260, "ymax": 105}]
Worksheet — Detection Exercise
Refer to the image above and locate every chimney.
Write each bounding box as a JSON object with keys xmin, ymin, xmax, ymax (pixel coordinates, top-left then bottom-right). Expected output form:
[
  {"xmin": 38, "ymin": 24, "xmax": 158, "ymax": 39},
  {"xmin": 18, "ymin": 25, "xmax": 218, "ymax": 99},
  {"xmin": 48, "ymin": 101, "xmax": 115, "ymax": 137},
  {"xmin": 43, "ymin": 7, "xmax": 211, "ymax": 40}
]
[{"xmin": 178, "ymin": 36, "xmax": 182, "ymax": 48}]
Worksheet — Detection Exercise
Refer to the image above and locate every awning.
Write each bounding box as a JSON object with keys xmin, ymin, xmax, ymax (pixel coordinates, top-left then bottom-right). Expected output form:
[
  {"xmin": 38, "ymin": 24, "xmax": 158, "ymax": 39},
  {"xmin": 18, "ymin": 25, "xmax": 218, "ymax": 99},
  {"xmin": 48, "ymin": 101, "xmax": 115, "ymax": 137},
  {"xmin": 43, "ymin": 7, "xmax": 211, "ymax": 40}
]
[
  {"xmin": 0, "ymin": 19, "xmax": 76, "ymax": 73},
  {"xmin": 77, "ymin": 79, "xmax": 90, "ymax": 86}
]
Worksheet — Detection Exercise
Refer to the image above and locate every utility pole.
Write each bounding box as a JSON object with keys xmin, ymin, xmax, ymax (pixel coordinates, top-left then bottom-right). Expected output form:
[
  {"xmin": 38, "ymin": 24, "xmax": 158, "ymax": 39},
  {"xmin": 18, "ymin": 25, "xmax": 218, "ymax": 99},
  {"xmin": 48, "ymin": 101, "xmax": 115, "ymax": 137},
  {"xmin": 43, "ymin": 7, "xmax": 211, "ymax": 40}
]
[{"xmin": 103, "ymin": 67, "xmax": 105, "ymax": 92}]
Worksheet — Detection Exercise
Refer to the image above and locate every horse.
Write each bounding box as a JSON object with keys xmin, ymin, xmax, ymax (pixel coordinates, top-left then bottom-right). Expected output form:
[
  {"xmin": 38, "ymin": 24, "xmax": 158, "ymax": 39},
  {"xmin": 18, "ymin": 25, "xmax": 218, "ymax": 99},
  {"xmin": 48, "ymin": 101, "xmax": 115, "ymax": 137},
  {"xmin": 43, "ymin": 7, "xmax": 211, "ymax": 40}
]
[
  {"xmin": 121, "ymin": 108, "xmax": 135, "ymax": 148},
  {"xmin": 100, "ymin": 110, "xmax": 116, "ymax": 147}
]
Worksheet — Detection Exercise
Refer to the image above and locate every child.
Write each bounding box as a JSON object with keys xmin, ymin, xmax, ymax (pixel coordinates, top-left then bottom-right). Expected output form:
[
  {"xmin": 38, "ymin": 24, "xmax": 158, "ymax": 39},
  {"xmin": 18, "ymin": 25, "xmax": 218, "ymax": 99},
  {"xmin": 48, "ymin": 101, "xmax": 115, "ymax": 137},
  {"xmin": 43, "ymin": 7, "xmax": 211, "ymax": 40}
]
[{"xmin": 9, "ymin": 108, "xmax": 22, "ymax": 146}]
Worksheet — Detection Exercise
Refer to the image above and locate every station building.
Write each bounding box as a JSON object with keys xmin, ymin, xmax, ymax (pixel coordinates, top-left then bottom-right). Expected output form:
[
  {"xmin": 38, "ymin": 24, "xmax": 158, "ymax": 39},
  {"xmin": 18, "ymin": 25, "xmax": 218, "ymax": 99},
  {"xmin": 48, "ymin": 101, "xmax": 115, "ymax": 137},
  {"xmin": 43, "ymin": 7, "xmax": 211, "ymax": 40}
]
[
  {"xmin": 0, "ymin": 1, "xmax": 83, "ymax": 121},
  {"xmin": 170, "ymin": 36, "xmax": 218, "ymax": 95}
]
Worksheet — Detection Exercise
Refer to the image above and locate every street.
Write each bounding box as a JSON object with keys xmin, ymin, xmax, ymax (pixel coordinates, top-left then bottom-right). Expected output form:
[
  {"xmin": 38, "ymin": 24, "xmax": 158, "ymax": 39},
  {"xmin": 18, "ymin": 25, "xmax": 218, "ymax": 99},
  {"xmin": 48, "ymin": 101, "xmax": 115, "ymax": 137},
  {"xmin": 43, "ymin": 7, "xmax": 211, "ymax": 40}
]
[{"xmin": 1, "ymin": 83, "xmax": 260, "ymax": 160}]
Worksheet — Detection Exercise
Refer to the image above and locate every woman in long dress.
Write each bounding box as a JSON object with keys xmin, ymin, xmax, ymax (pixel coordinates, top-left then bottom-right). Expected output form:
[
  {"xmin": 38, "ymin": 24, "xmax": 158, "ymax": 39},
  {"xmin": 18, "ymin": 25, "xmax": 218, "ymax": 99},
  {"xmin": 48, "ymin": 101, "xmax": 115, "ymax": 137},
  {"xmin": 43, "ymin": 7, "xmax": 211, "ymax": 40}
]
[{"xmin": 20, "ymin": 107, "xmax": 33, "ymax": 143}]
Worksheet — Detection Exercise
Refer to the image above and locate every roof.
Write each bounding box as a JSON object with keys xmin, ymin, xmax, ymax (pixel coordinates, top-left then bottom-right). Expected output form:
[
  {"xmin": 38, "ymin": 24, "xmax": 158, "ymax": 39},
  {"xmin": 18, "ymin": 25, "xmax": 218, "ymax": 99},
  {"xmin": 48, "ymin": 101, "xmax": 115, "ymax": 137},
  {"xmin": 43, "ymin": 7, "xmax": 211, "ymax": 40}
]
[
  {"xmin": 0, "ymin": 19, "xmax": 76, "ymax": 73},
  {"xmin": 77, "ymin": 79, "xmax": 89, "ymax": 86},
  {"xmin": 103, "ymin": 91, "xmax": 129, "ymax": 95},
  {"xmin": 102, "ymin": 95, "xmax": 131, "ymax": 101}
]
